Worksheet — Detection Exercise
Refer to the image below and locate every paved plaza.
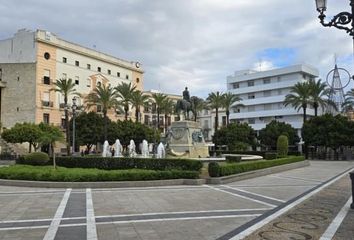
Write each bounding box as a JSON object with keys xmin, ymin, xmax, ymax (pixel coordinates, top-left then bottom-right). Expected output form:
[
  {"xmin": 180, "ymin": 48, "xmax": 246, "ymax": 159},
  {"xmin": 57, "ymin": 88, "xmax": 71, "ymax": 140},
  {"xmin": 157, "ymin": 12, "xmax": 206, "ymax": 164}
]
[{"xmin": 0, "ymin": 161, "xmax": 352, "ymax": 240}]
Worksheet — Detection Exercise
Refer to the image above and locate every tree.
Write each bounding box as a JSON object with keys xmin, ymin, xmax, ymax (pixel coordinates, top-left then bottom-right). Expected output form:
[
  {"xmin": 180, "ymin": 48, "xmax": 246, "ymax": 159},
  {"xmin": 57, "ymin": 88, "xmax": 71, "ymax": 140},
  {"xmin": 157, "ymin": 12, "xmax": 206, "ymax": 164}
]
[
  {"xmin": 308, "ymin": 79, "xmax": 336, "ymax": 116},
  {"xmin": 161, "ymin": 98, "xmax": 175, "ymax": 132},
  {"xmin": 70, "ymin": 112, "xmax": 104, "ymax": 152},
  {"xmin": 1, "ymin": 123, "xmax": 42, "ymax": 153},
  {"xmin": 342, "ymin": 89, "xmax": 354, "ymax": 112},
  {"xmin": 207, "ymin": 91, "xmax": 224, "ymax": 133},
  {"xmin": 284, "ymin": 81, "xmax": 311, "ymax": 122},
  {"xmin": 115, "ymin": 82, "xmax": 136, "ymax": 120},
  {"xmin": 222, "ymin": 92, "xmax": 243, "ymax": 126},
  {"xmin": 212, "ymin": 123, "xmax": 256, "ymax": 151},
  {"xmin": 190, "ymin": 96, "xmax": 205, "ymax": 122},
  {"xmin": 85, "ymin": 84, "xmax": 118, "ymax": 140},
  {"xmin": 130, "ymin": 90, "xmax": 150, "ymax": 123},
  {"xmin": 51, "ymin": 78, "xmax": 77, "ymax": 155},
  {"xmin": 258, "ymin": 120, "xmax": 299, "ymax": 150},
  {"xmin": 277, "ymin": 135, "xmax": 289, "ymax": 158},
  {"xmin": 151, "ymin": 93, "xmax": 167, "ymax": 128},
  {"xmin": 38, "ymin": 123, "xmax": 64, "ymax": 158}
]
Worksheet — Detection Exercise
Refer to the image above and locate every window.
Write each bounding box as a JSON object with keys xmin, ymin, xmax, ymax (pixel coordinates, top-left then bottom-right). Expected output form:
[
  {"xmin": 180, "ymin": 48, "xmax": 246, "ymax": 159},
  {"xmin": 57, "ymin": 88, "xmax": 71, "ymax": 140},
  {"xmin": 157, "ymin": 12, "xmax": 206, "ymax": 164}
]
[
  {"xmin": 44, "ymin": 52, "xmax": 50, "ymax": 60},
  {"xmin": 75, "ymin": 76, "xmax": 79, "ymax": 85},
  {"xmin": 42, "ymin": 92, "xmax": 50, "ymax": 106},
  {"xmin": 204, "ymin": 109, "xmax": 208, "ymax": 115},
  {"xmin": 97, "ymin": 105, "xmax": 102, "ymax": 112},
  {"xmin": 264, "ymin": 104, "xmax": 272, "ymax": 110},
  {"xmin": 75, "ymin": 61, "xmax": 79, "ymax": 67},
  {"xmin": 136, "ymin": 77, "xmax": 140, "ymax": 83},
  {"xmin": 61, "ymin": 118, "xmax": 66, "ymax": 129},
  {"xmin": 126, "ymin": 74, "xmax": 129, "ymax": 80},
  {"xmin": 234, "ymin": 108, "xmax": 241, "ymax": 113},
  {"xmin": 248, "ymin": 118, "xmax": 255, "ymax": 124},
  {"xmin": 302, "ymin": 74, "xmax": 307, "ymax": 80},
  {"xmin": 248, "ymin": 106, "xmax": 255, "ymax": 112},
  {"xmin": 86, "ymin": 79, "xmax": 91, "ymax": 87},
  {"xmin": 108, "ymin": 69, "xmax": 111, "ymax": 75},
  {"xmin": 248, "ymin": 93, "xmax": 255, "ymax": 99},
  {"xmin": 43, "ymin": 69, "xmax": 50, "ymax": 84},
  {"xmin": 144, "ymin": 115, "xmax": 150, "ymax": 125},
  {"xmin": 97, "ymin": 67, "xmax": 101, "ymax": 72},
  {"xmin": 263, "ymin": 78, "xmax": 271, "ymax": 84},
  {"xmin": 117, "ymin": 72, "xmax": 120, "ymax": 77},
  {"xmin": 203, "ymin": 120, "xmax": 209, "ymax": 128},
  {"xmin": 62, "ymin": 57, "xmax": 67, "ymax": 63},
  {"xmin": 263, "ymin": 90, "xmax": 271, "ymax": 97},
  {"xmin": 17, "ymin": 76, "xmax": 20, "ymax": 81},
  {"xmin": 17, "ymin": 107, "xmax": 19, "ymax": 112},
  {"xmin": 232, "ymin": 83, "xmax": 239, "ymax": 89},
  {"xmin": 43, "ymin": 113, "xmax": 50, "ymax": 124},
  {"xmin": 87, "ymin": 64, "xmax": 91, "ymax": 70},
  {"xmin": 97, "ymin": 81, "xmax": 101, "ymax": 87},
  {"xmin": 248, "ymin": 81, "xmax": 254, "ymax": 87}
]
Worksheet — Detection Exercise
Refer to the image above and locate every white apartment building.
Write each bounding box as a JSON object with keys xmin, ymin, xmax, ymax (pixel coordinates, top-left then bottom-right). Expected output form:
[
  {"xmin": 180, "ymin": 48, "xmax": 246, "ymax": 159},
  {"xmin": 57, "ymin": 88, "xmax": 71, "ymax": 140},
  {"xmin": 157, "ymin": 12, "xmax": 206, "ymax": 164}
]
[
  {"xmin": 197, "ymin": 109, "xmax": 226, "ymax": 141},
  {"xmin": 227, "ymin": 64, "xmax": 319, "ymax": 134}
]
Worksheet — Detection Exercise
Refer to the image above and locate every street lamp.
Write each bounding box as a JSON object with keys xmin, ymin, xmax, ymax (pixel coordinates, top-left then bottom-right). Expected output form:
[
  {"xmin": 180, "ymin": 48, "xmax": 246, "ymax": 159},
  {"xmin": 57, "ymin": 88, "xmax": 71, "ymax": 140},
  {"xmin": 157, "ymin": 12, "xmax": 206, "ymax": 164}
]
[
  {"xmin": 315, "ymin": 0, "xmax": 354, "ymax": 38},
  {"xmin": 71, "ymin": 97, "xmax": 77, "ymax": 155}
]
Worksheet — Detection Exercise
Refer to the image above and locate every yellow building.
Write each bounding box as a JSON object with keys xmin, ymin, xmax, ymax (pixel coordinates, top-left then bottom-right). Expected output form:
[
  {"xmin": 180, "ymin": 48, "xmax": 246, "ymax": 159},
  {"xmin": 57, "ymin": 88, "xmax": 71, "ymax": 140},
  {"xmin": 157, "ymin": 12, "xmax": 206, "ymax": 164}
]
[{"xmin": 0, "ymin": 29, "xmax": 143, "ymax": 129}]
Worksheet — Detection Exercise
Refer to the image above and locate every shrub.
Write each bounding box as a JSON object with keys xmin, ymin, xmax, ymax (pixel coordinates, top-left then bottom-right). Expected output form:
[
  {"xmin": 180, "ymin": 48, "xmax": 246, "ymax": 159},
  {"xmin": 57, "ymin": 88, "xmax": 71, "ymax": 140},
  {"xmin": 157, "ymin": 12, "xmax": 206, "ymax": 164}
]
[
  {"xmin": 225, "ymin": 155, "xmax": 242, "ymax": 163},
  {"xmin": 208, "ymin": 162, "xmax": 220, "ymax": 177},
  {"xmin": 216, "ymin": 156, "xmax": 305, "ymax": 177},
  {"xmin": 55, "ymin": 157, "xmax": 203, "ymax": 172},
  {"xmin": 24, "ymin": 152, "xmax": 49, "ymax": 166},
  {"xmin": 265, "ymin": 152, "xmax": 277, "ymax": 160},
  {"xmin": 277, "ymin": 135, "xmax": 289, "ymax": 158}
]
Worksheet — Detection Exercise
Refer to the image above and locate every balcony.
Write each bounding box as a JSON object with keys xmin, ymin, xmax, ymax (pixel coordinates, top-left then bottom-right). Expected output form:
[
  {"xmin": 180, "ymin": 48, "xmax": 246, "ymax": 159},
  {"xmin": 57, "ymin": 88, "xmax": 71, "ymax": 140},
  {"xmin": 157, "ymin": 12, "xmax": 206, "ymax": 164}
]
[
  {"xmin": 59, "ymin": 103, "xmax": 66, "ymax": 109},
  {"xmin": 42, "ymin": 100, "xmax": 53, "ymax": 107}
]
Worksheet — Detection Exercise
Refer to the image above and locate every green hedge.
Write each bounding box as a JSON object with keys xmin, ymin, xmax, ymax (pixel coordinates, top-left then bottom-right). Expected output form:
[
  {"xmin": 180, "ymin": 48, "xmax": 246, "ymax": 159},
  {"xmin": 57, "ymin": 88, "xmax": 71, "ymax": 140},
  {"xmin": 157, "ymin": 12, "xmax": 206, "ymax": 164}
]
[
  {"xmin": 208, "ymin": 156, "xmax": 305, "ymax": 177},
  {"xmin": 54, "ymin": 157, "xmax": 203, "ymax": 172},
  {"xmin": 264, "ymin": 152, "xmax": 277, "ymax": 160},
  {"xmin": 0, "ymin": 165, "xmax": 200, "ymax": 182},
  {"xmin": 24, "ymin": 152, "xmax": 49, "ymax": 166}
]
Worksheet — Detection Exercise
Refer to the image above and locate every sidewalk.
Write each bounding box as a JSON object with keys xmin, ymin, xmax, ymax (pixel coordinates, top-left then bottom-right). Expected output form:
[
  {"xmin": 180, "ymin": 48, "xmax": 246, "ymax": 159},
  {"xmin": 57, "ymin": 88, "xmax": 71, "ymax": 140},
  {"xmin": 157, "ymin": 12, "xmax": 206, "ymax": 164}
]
[{"xmin": 242, "ymin": 171, "xmax": 353, "ymax": 240}]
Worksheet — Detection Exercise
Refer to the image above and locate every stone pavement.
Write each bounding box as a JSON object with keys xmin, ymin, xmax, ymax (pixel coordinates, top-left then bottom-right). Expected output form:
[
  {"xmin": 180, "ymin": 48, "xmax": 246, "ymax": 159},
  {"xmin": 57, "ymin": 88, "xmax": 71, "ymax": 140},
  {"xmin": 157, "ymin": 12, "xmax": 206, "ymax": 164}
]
[{"xmin": 0, "ymin": 161, "xmax": 351, "ymax": 239}]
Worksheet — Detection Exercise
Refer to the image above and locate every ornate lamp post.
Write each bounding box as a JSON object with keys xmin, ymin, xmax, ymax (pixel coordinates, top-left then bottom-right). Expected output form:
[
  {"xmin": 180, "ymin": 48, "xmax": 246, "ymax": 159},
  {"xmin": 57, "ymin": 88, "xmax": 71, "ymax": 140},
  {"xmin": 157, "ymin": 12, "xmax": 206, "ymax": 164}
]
[
  {"xmin": 315, "ymin": 0, "xmax": 354, "ymax": 38},
  {"xmin": 71, "ymin": 97, "xmax": 77, "ymax": 155},
  {"xmin": 315, "ymin": 0, "xmax": 354, "ymax": 209}
]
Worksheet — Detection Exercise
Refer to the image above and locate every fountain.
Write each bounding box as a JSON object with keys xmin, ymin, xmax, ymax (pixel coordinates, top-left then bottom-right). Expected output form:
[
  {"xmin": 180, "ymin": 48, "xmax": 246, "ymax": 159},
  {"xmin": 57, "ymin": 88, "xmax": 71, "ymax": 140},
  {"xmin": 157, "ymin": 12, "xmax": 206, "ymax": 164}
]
[
  {"xmin": 114, "ymin": 139, "xmax": 123, "ymax": 157},
  {"xmin": 102, "ymin": 140, "xmax": 111, "ymax": 157},
  {"xmin": 156, "ymin": 142, "xmax": 165, "ymax": 159},
  {"xmin": 141, "ymin": 140, "xmax": 149, "ymax": 158},
  {"xmin": 128, "ymin": 139, "xmax": 137, "ymax": 157}
]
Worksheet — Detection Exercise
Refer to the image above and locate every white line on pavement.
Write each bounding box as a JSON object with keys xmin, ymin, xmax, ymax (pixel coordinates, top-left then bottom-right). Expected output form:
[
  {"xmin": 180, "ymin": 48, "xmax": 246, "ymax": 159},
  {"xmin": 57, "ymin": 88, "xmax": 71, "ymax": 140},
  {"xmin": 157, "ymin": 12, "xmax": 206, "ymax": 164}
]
[
  {"xmin": 320, "ymin": 196, "xmax": 352, "ymax": 240},
  {"xmin": 230, "ymin": 167, "xmax": 354, "ymax": 240},
  {"xmin": 204, "ymin": 185, "xmax": 277, "ymax": 208},
  {"xmin": 221, "ymin": 185, "xmax": 286, "ymax": 203},
  {"xmin": 43, "ymin": 188, "xmax": 71, "ymax": 240},
  {"xmin": 271, "ymin": 175, "xmax": 322, "ymax": 183},
  {"xmin": 86, "ymin": 188, "xmax": 98, "ymax": 240}
]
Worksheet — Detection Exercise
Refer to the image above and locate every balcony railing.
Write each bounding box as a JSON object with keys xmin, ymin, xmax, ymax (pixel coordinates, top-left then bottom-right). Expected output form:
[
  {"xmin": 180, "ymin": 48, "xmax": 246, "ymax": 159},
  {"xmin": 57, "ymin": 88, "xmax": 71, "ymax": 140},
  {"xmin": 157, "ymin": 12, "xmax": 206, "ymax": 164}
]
[{"xmin": 42, "ymin": 100, "xmax": 53, "ymax": 107}]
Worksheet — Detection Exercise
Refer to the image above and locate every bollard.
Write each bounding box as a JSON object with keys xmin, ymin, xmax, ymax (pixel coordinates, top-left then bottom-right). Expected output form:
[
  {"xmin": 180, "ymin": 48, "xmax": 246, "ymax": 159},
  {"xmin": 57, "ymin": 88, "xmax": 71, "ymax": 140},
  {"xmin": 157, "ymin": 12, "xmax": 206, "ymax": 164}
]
[{"xmin": 351, "ymin": 171, "xmax": 354, "ymax": 209}]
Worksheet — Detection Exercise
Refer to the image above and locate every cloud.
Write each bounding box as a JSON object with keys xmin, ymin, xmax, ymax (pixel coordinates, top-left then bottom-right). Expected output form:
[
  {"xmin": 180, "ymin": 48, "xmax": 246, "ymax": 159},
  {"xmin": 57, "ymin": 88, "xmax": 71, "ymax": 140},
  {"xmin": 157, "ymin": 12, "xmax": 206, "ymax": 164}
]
[{"xmin": 0, "ymin": 0, "xmax": 354, "ymax": 98}]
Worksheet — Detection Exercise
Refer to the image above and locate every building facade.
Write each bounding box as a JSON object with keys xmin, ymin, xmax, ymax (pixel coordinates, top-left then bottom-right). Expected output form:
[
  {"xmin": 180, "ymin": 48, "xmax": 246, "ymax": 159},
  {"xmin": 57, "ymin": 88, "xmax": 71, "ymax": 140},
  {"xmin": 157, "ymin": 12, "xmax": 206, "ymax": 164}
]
[
  {"xmin": 0, "ymin": 29, "xmax": 143, "ymax": 129},
  {"xmin": 227, "ymin": 64, "xmax": 319, "ymax": 134},
  {"xmin": 197, "ymin": 108, "xmax": 226, "ymax": 141}
]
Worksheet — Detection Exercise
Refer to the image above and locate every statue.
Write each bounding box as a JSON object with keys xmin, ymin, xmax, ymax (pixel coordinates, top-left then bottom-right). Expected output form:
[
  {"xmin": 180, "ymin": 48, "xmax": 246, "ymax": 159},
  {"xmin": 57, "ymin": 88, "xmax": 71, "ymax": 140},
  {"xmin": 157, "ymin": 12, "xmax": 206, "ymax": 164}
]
[
  {"xmin": 114, "ymin": 139, "xmax": 123, "ymax": 157},
  {"xmin": 128, "ymin": 139, "xmax": 137, "ymax": 157},
  {"xmin": 102, "ymin": 140, "xmax": 109, "ymax": 157},
  {"xmin": 156, "ymin": 142, "xmax": 165, "ymax": 159},
  {"xmin": 141, "ymin": 140, "xmax": 149, "ymax": 158},
  {"xmin": 176, "ymin": 87, "xmax": 193, "ymax": 120}
]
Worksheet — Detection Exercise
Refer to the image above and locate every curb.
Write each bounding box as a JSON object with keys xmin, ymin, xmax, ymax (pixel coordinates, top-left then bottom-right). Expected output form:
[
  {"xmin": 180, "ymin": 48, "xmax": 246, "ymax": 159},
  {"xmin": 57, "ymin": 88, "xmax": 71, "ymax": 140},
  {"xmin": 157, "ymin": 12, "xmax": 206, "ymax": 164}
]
[{"xmin": 206, "ymin": 160, "xmax": 310, "ymax": 184}]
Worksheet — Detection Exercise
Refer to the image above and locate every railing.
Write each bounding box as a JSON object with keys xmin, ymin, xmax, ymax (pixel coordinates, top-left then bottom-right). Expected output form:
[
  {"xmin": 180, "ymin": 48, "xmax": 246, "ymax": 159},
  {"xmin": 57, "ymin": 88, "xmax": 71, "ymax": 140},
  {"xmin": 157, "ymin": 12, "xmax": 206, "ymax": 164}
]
[{"xmin": 42, "ymin": 100, "xmax": 53, "ymax": 107}]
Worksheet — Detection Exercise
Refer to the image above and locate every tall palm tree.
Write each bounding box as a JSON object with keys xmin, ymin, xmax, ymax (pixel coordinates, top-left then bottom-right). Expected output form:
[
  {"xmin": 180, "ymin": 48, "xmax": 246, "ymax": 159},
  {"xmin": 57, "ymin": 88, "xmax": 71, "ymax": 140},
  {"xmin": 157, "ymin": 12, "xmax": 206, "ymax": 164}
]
[
  {"xmin": 308, "ymin": 79, "xmax": 336, "ymax": 116},
  {"xmin": 84, "ymin": 85, "xmax": 118, "ymax": 140},
  {"xmin": 115, "ymin": 82, "xmax": 136, "ymax": 120},
  {"xmin": 190, "ymin": 96, "xmax": 205, "ymax": 122},
  {"xmin": 342, "ymin": 89, "xmax": 354, "ymax": 112},
  {"xmin": 284, "ymin": 81, "xmax": 311, "ymax": 122},
  {"xmin": 130, "ymin": 90, "xmax": 150, "ymax": 123},
  {"xmin": 162, "ymin": 98, "xmax": 175, "ymax": 132},
  {"xmin": 51, "ymin": 78, "xmax": 77, "ymax": 156},
  {"xmin": 222, "ymin": 92, "xmax": 243, "ymax": 126},
  {"xmin": 151, "ymin": 93, "xmax": 167, "ymax": 128},
  {"xmin": 207, "ymin": 91, "xmax": 225, "ymax": 133}
]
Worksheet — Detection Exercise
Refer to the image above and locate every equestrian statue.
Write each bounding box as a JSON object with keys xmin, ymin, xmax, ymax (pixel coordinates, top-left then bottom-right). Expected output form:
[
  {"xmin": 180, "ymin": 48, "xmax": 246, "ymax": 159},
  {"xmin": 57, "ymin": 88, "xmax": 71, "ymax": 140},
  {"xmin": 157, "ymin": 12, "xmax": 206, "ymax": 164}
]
[{"xmin": 176, "ymin": 87, "xmax": 193, "ymax": 120}]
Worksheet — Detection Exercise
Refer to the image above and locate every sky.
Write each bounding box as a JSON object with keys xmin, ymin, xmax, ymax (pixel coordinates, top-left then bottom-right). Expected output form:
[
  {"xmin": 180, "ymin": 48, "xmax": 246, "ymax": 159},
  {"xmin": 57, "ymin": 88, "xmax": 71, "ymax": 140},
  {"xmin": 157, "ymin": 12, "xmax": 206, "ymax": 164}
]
[{"xmin": 1, "ymin": 0, "xmax": 354, "ymax": 98}]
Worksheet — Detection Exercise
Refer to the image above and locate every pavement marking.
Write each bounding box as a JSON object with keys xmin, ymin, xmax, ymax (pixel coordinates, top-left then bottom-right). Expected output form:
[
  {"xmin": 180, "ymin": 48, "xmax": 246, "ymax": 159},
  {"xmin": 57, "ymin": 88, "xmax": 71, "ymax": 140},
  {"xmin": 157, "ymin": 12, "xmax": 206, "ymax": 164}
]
[
  {"xmin": 204, "ymin": 185, "xmax": 277, "ymax": 208},
  {"xmin": 0, "ymin": 190, "xmax": 65, "ymax": 195},
  {"xmin": 225, "ymin": 167, "xmax": 354, "ymax": 240},
  {"xmin": 86, "ymin": 188, "xmax": 98, "ymax": 240},
  {"xmin": 320, "ymin": 196, "xmax": 353, "ymax": 240},
  {"xmin": 91, "ymin": 185, "xmax": 209, "ymax": 193},
  {"xmin": 227, "ymin": 184, "xmax": 316, "ymax": 188},
  {"xmin": 221, "ymin": 185, "xmax": 286, "ymax": 203},
  {"xmin": 43, "ymin": 188, "xmax": 71, "ymax": 240},
  {"xmin": 271, "ymin": 174, "xmax": 323, "ymax": 183}
]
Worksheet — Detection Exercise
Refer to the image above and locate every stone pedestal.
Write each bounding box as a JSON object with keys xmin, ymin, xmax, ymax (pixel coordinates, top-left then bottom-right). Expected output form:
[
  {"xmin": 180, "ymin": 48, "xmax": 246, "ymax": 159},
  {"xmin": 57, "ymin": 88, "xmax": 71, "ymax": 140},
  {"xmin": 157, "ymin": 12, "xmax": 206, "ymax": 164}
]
[{"xmin": 168, "ymin": 121, "xmax": 209, "ymax": 158}]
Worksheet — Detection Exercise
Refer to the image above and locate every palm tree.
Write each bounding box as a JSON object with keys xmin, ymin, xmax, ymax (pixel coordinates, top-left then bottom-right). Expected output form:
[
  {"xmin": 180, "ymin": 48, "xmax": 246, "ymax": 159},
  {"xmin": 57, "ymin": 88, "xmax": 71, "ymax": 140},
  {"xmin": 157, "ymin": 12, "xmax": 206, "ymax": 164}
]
[
  {"xmin": 162, "ymin": 98, "xmax": 175, "ymax": 132},
  {"xmin": 207, "ymin": 91, "xmax": 225, "ymax": 133},
  {"xmin": 84, "ymin": 84, "xmax": 118, "ymax": 140},
  {"xmin": 343, "ymin": 89, "xmax": 354, "ymax": 112},
  {"xmin": 151, "ymin": 93, "xmax": 167, "ymax": 128},
  {"xmin": 284, "ymin": 81, "xmax": 311, "ymax": 122},
  {"xmin": 308, "ymin": 79, "xmax": 336, "ymax": 116},
  {"xmin": 130, "ymin": 90, "xmax": 150, "ymax": 123},
  {"xmin": 115, "ymin": 82, "xmax": 136, "ymax": 120},
  {"xmin": 51, "ymin": 78, "xmax": 77, "ymax": 156},
  {"xmin": 190, "ymin": 96, "xmax": 205, "ymax": 122},
  {"xmin": 222, "ymin": 92, "xmax": 243, "ymax": 126}
]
